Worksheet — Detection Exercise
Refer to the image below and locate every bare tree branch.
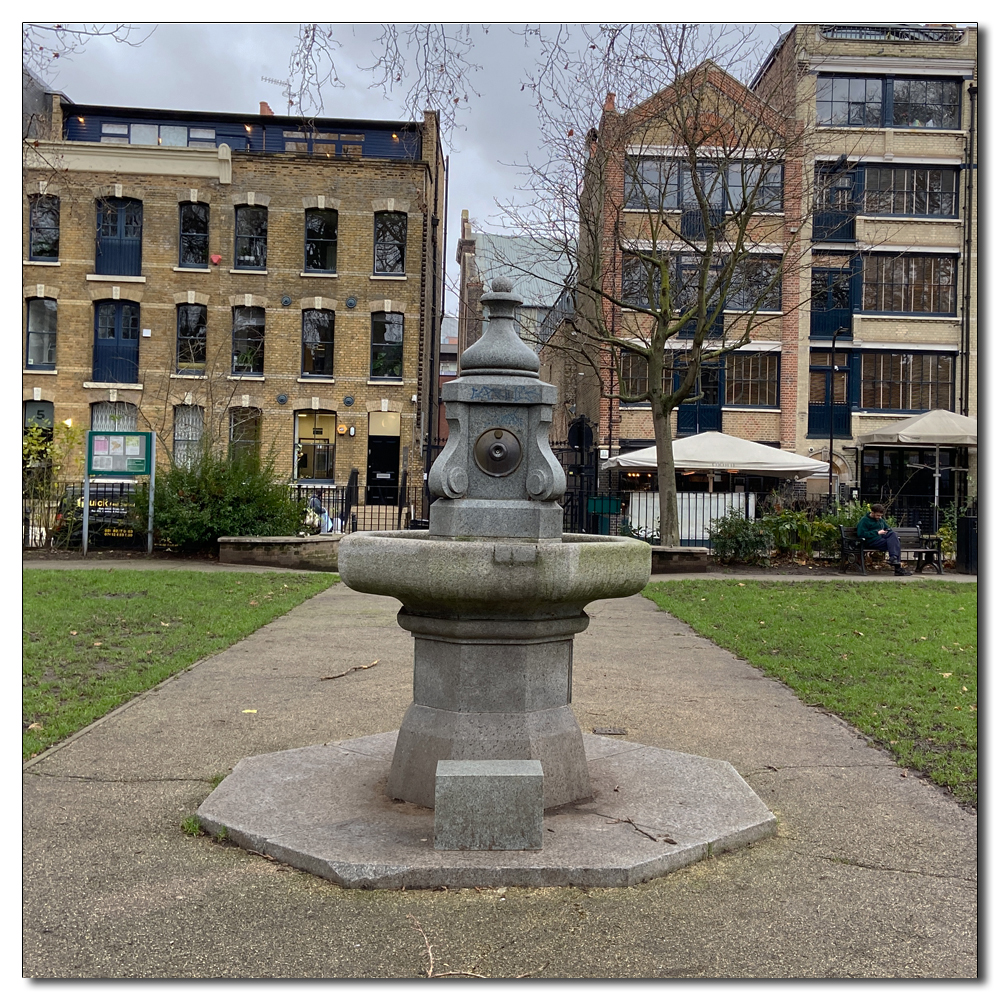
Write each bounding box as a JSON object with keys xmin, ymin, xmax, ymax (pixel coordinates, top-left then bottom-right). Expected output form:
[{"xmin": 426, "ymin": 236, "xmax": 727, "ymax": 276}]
[{"xmin": 22, "ymin": 23, "xmax": 154, "ymax": 78}]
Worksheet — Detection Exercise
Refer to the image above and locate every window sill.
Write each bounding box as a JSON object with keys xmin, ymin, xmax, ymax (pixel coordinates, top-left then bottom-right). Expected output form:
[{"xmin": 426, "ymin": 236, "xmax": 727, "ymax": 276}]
[
  {"xmin": 816, "ymin": 126, "xmax": 967, "ymax": 136},
  {"xmin": 24, "ymin": 259, "xmax": 60, "ymax": 266},
  {"xmin": 300, "ymin": 271, "xmax": 338, "ymax": 278},
  {"xmin": 229, "ymin": 268, "xmax": 267, "ymax": 275},
  {"xmin": 170, "ymin": 372, "xmax": 208, "ymax": 379},
  {"xmin": 856, "ymin": 215, "xmax": 961, "ymax": 224},
  {"xmin": 854, "ymin": 312, "xmax": 958, "ymax": 321},
  {"xmin": 227, "ymin": 374, "xmax": 265, "ymax": 381},
  {"xmin": 721, "ymin": 406, "xmax": 781, "ymax": 413},
  {"xmin": 24, "ymin": 368, "xmax": 57, "ymax": 374},
  {"xmin": 173, "ymin": 266, "xmax": 212, "ymax": 272},
  {"xmin": 367, "ymin": 379, "xmax": 404, "ymax": 385},
  {"xmin": 86, "ymin": 274, "xmax": 146, "ymax": 283},
  {"xmin": 82, "ymin": 381, "xmax": 143, "ymax": 389},
  {"xmin": 297, "ymin": 376, "xmax": 335, "ymax": 383},
  {"xmin": 370, "ymin": 273, "xmax": 407, "ymax": 280}
]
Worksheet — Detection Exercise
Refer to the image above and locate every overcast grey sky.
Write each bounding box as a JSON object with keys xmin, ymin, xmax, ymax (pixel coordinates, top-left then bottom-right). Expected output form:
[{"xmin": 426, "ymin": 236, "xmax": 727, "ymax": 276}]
[{"xmin": 35, "ymin": 21, "xmax": 790, "ymax": 313}]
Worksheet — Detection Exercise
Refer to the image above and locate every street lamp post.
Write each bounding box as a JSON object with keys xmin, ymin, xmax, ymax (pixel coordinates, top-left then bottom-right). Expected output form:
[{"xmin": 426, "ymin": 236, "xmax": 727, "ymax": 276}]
[{"xmin": 826, "ymin": 327, "xmax": 845, "ymax": 513}]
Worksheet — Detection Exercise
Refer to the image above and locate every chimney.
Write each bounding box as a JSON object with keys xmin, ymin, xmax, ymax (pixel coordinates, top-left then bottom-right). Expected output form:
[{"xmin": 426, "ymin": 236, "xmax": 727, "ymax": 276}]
[{"xmin": 259, "ymin": 101, "xmax": 274, "ymax": 116}]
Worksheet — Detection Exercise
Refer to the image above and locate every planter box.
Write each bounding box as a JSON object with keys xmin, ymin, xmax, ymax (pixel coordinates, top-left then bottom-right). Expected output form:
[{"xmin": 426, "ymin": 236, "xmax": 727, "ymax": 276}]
[
  {"xmin": 217, "ymin": 534, "xmax": 341, "ymax": 572},
  {"xmin": 650, "ymin": 545, "xmax": 709, "ymax": 574}
]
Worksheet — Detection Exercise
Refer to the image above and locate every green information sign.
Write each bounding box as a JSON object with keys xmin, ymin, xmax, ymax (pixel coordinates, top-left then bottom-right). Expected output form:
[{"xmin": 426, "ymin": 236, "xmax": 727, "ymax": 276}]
[{"xmin": 87, "ymin": 430, "xmax": 153, "ymax": 477}]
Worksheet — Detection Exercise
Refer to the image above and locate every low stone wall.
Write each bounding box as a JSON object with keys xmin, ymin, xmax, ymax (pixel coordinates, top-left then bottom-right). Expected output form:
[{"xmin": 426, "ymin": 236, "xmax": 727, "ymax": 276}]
[
  {"xmin": 649, "ymin": 546, "xmax": 709, "ymax": 574},
  {"xmin": 217, "ymin": 535, "xmax": 341, "ymax": 572}
]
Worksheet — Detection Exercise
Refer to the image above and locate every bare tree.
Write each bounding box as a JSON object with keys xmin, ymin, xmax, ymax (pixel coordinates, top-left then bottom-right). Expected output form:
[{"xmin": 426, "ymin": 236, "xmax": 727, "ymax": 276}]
[{"xmin": 499, "ymin": 23, "xmax": 817, "ymax": 546}]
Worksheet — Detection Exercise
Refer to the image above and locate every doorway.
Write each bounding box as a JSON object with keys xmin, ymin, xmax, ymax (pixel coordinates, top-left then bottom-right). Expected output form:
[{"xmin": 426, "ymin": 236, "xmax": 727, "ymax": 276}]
[{"xmin": 296, "ymin": 411, "xmax": 336, "ymax": 481}]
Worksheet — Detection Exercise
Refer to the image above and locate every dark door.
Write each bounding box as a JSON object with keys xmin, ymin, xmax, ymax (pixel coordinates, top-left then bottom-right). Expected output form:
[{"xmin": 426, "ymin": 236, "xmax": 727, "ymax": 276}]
[
  {"xmin": 810, "ymin": 269, "xmax": 853, "ymax": 339},
  {"xmin": 93, "ymin": 301, "xmax": 140, "ymax": 384},
  {"xmin": 366, "ymin": 435, "xmax": 400, "ymax": 504},
  {"xmin": 813, "ymin": 166, "xmax": 858, "ymax": 241},
  {"xmin": 95, "ymin": 198, "xmax": 142, "ymax": 275},
  {"xmin": 677, "ymin": 364, "xmax": 722, "ymax": 435},
  {"xmin": 808, "ymin": 350, "xmax": 850, "ymax": 437}
]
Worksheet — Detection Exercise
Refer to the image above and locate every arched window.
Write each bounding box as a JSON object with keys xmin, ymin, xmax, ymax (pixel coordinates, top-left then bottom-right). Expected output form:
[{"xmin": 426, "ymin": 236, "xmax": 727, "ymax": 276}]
[
  {"xmin": 179, "ymin": 202, "xmax": 209, "ymax": 268},
  {"xmin": 304, "ymin": 208, "xmax": 338, "ymax": 272},
  {"xmin": 26, "ymin": 298, "xmax": 57, "ymax": 370},
  {"xmin": 373, "ymin": 211, "xmax": 406, "ymax": 274}
]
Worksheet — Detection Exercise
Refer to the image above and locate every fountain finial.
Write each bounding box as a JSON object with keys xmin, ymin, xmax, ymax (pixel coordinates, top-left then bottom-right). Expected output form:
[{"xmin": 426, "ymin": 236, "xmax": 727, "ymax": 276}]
[{"xmin": 459, "ymin": 277, "xmax": 540, "ymax": 376}]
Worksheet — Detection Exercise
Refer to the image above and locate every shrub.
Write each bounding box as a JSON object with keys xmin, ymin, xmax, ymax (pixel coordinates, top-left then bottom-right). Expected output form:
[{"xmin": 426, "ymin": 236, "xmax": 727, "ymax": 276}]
[
  {"xmin": 136, "ymin": 449, "xmax": 305, "ymax": 554},
  {"xmin": 760, "ymin": 508, "xmax": 819, "ymax": 557},
  {"xmin": 708, "ymin": 511, "xmax": 773, "ymax": 565}
]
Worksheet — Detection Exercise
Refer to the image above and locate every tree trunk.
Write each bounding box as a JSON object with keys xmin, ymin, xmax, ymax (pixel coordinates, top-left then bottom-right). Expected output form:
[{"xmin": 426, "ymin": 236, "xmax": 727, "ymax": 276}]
[{"xmin": 652, "ymin": 402, "xmax": 679, "ymax": 546}]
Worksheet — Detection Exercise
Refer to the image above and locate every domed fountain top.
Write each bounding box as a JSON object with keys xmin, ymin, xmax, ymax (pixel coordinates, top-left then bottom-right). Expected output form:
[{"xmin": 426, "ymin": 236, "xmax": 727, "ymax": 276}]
[{"xmin": 459, "ymin": 277, "xmax": 540, "ymax": 377}]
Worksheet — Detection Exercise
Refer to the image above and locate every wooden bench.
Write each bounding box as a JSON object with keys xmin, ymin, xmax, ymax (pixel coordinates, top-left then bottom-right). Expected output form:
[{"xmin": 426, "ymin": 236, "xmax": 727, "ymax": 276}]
[{"xmin": 839, "ymin": 526, "xmax": 943, "ymax": 575}]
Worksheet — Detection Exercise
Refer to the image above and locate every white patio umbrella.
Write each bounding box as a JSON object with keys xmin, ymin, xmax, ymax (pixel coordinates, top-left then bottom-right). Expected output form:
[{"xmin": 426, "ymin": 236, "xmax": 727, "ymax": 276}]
[
  {"xmin": 857, "ymin": 410, "xmax": 977, "ymax": 525},
  {"xmin": 601, "ymin": 431, "xmax": 829, "ymax": 479}
]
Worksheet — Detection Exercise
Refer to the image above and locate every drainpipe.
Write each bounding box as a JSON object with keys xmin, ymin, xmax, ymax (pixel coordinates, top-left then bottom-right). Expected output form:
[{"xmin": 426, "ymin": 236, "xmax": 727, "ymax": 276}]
[{"xmin": 960, "ymin": 84, "xmax": 977, "ymax": 416}]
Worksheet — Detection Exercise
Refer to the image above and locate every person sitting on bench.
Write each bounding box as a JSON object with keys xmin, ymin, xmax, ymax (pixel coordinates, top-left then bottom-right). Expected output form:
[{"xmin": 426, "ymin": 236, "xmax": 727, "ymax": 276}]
[{"xmin": 856, "ymin": 504, "xmax": 912, "ymax": 576}]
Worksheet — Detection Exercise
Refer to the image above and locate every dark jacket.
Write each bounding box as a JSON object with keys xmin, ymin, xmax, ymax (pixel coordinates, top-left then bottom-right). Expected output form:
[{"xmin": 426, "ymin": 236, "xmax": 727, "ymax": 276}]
[{"xmin": 857, "ymin": 513, "xmax": 890, "ymax": 543}]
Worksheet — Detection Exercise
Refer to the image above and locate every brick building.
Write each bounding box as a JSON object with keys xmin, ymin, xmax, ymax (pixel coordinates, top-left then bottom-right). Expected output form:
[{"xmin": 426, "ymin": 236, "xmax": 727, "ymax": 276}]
[
  {"xmin": 544, "ymin": 23, "xmax": 977, "ymax": 514},
  {"xmin": 23, "ymin": 89, "xmax": 445, "ymax": 507},
  {"xmin": 752, "ymin": 22, "xmax": 978, "ymax": 509}
]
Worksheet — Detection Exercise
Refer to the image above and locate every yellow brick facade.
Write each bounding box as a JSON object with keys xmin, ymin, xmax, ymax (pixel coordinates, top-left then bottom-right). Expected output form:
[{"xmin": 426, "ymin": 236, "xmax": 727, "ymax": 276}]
[{"xmin": 23, "ymin": 96, "xmax": 445, "ymax": 502}]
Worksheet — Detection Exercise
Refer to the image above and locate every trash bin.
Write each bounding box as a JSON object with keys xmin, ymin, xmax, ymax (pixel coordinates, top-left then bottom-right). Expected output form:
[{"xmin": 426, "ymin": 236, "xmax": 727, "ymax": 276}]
[
  {"xmin": 586, "ymin": 495, "xmax": 621, "ymax": 536},
  {"xmin": 956, "ymin": 515, "xmax": 978, "ymax": 574}
]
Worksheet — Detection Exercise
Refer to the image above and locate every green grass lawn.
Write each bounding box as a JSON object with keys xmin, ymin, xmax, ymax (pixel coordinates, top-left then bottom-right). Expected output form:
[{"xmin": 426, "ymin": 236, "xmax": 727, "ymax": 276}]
[
  {"xmin": 643, "ymin": 579, "xmax": 978, "ymax": 807},
  {"xmin": 22, "ymin": 569, "xmax": 337, "ymax": 759}
]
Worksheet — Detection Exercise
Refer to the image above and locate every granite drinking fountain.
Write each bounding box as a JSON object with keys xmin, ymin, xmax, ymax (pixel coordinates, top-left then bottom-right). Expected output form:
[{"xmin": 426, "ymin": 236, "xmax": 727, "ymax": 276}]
[{"xmin": 197, "ymin": 278, "xmax": 776, "ymax": 888}]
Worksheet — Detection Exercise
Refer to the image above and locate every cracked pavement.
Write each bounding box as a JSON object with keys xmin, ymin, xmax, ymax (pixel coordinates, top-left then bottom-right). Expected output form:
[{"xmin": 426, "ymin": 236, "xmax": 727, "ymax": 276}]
[{"xmin": 23, "ymin": 577, "xmax": 977, "ymax": 978}]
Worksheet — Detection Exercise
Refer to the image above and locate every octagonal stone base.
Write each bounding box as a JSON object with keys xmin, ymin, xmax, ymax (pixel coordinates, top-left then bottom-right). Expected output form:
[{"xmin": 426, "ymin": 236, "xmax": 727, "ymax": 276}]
[{"xmin": 196, "ymin": 732, "xmax": 776, "ymax": 889}]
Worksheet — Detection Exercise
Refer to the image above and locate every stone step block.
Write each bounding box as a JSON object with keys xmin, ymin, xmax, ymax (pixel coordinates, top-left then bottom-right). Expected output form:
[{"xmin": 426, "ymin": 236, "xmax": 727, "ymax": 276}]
[{"xmin": 433, "ymin": 759, "xmax": 544, "ymax": 851}]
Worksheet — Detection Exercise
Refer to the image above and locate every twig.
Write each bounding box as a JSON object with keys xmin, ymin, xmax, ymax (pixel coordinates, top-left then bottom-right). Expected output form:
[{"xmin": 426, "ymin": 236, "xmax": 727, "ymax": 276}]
[
  {"xmin": 320, "ymin": 658, "xmax": 379, "ymax": 681},
  {"xmin": 603, "ymin": 815, "xmax": 678, "ymax": 844},
  {"xmin": 406, "ymin": 913, "xmax": 491, "ymax": 979}
]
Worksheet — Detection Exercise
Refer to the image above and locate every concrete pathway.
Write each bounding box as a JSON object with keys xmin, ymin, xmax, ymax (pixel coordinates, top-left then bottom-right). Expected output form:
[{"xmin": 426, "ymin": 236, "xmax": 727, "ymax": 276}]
[{"xmin": 22, "ymin": 567, "xmax": 977, "ymax": 978}]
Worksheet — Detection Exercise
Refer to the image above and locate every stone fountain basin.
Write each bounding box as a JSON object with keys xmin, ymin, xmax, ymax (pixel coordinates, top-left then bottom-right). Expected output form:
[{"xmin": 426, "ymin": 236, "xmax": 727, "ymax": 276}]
[{"xmin": 338, "ymin": 531, "xmax": 651, "ymax": 617}]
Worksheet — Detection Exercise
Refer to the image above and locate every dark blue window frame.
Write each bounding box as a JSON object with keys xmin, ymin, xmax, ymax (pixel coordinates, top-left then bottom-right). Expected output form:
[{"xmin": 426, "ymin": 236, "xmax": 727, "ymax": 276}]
[
  {"xmin": 625, "ymin": 157, "xmax": 783, "ymax": 213},
  {"xmin": 816, "ymin": 75, "xmax": 963, "ymax": 130},
  {"xmin": 29, "ymin": 194, "xmax": 60, "ymax": 261},
  {"xmin": 374, "ymin": 212, "xmax": 406, "ymax": 275},
  {"xmin": 93, "ymin": 300, "xmax": 140, "ymax": 384},
  {"xmin": 179, "ymin": 202, "xmax": 209, "ymax": 268},
  {"xmin": 861, "ymin": 164, "xmax": 959, "ymax": 218},
  {"xmin": 26, "ymin": 298, "xmax": 57, "ymax": 370},
  {"xmin": 304, "ymin": 209, "xmax": 338, "ymax": 273},
  {"xmin": 95, "ymin": 197, "xmax": 142, "ymax": 276},
  {"xmin": 234, "ymin": 206, "xmax": 267, "ymax": 270}
]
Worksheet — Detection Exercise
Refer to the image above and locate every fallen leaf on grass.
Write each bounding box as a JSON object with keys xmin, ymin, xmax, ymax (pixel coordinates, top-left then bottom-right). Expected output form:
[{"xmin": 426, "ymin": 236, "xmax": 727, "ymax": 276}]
[
  {"xmin": 69, "ymin": 630, "xmax": 77, "ymax": 635},
  {"xmin": 242, "ymin": 709, "xmax": 257, "ymax": 714},
  {"xmin": 853, "ymin": 630, "xmax": 864, "ymax": 637},
  {"xmin": 93, "ymin": 641, "xmax": 102, "ymax": 647},
  {"xmin": 160, "ymin": 621, "xmax": 170, "ymax": 627},
  {"xmin": 320, "ymin": 659, "xmax": 379, "ymax": 681},
  {"xmin": 27, "ymin": 723, "xmax": 43, "ymax": 731},
  {"xmin": 940, "ymin": 672, "xmax": 952, "ymax": 678},
  {"xmin": 249, "ymin": 600, "xmax": 258, "ymax": 607}
]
